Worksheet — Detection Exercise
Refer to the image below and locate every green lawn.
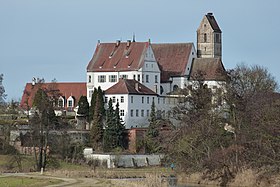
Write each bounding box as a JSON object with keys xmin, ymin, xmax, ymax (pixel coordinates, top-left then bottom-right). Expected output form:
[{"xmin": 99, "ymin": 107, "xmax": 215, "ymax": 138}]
[{"xmin": 0, "ymin": 176, "xmax": 62, "ymax": 187}]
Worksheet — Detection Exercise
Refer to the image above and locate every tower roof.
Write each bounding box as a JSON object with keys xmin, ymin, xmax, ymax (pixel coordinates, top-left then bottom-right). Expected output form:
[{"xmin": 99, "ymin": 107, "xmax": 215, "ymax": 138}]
[{"xmin": 205, "ymin": 13, "xmax": 222, "ymax": 33}]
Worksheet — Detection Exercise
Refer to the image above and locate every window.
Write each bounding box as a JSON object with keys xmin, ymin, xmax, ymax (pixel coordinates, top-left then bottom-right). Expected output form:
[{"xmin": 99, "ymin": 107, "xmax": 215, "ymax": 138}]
[
  {"xmin": 142, "ymin": 75, "xmax": 144, "ymax": 83},
  {"xmin": 158, "ymin": 98, "xmax": 160, "ymax": 104},
  {"xmin": 136, "ymin": 109, "xmax": 139, "ymax": 117},
  {"xmin": 204, "ymin": 33, "xmax": 207, "ymax": 42},
  {"xmin": 88, "ymin": 75, "xmax": 92, "ymax": 83},
  {"xmin": 133, "ymin": 75, "xmax": 136, "ymax": 80},
  {"xmin": 146, "ymin": 63, "xmax": 148, "ymax": 68},
  {"xmin": 68, "ymin": 100, "xmax": 73, "ymax": 107},
  {"xmin": 137, "ymin": 74, "xmax": 140, "ymax": 81},
  {"xmin": 155, "ymin": 75, "xmax": 158, "ymax": 83},
  {"xmin": 152, "ymin": 97, "xmax": 155, "ymax": 103},
  {"xmin": 163, "ymin": 98, "xmax": 165, "ymax": 104},
  {"xmin": 121, "ymin": 96, "xmax": 124, "ymax": 103},
  {"xmin": 141, "ymin": 110, "xmax": 144, "ymax": 117},
  {"xmin": 121, "ymin": 74, "xmax": 128, "ymax": 79},
  {"xmin": 146, "ymin": 75, "xmax": 149, "ymax": 83},
  {"xmin": 112, "ymin": 96, "xmax": 116, "ymax": 103},
  {"xmin": 142, "ymin": 97, "xmax": 144, "ymax": 103},
  {"xmin": 160, "ymin": 86, "xmax": 164, "ymax": 94},
  {"xmin": 98, "ymin": 75, "xmax": 106, "ymax": 83},
  {"xmin": 147, "ymin": 110, "xmax": 150, "ymax": 117},
  {"xmin": 130, "ymin": 110, "xmax": 133, "ymax": 117},
  {"xmin": 147, "ymin": 97, "xmax": 149, "ymax": 104},
  {"xmin": 151, "ymin": 64, "xmax": 153, "ymax": 68},
  {"xmin": 58, "ymin": 98, "xmax": 64, "ymax": 107},
  {"xmin": 109, "ymin": 75, "xmax": 117, "ymax": 82},
  {"xmin": 131, "ymin": 96, "xmax": 134, "ymax": 103},
  {"xmin": 173, "ymin": 85, "xmax": 179, "ymax": 91},
  {"xmin": 105, "ymin": 97, "xmax": 108, "ymax": 103},
  {"xmin": 120, "ymin": 110, "xmax": 124, "ymax": 116}
]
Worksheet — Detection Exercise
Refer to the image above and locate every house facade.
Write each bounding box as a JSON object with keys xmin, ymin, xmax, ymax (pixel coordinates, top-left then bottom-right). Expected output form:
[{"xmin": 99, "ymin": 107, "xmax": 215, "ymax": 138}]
[
  {"xmin": 86, "ymin": 13, "xmax": 226, "ymax": 129},
  {"xmin": 20, "ymin": 81, "xmax": 87, "ymax": 115}
]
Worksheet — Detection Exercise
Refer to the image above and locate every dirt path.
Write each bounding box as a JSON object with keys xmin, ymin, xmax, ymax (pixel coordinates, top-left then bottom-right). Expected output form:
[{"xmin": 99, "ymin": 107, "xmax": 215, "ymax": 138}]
[{"xmin": 1, "ymin": 172, "xmax": 115, "ymax": 187}]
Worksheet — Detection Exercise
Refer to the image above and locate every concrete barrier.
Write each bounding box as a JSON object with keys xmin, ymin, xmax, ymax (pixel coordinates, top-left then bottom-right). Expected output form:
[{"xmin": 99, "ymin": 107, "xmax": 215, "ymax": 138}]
[{"xmin": 84, "ymin": 150, "xmax": 163, "ymax": 168}]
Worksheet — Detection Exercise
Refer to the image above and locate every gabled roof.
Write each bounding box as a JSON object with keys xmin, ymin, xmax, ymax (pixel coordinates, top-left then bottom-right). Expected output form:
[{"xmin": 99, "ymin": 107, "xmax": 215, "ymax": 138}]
[
  {"xmin": 205, "ymin": 13, "xmax": 222, "ymax": 33},
  {"xmin": 151, "ymin": 43, "xmax": 193, "ymax": 82},
  {"xmin": 105, "ymin": 79, "xmax": 157, "ymax": 95},
  {"xmin": 87, "ymin": 42, "xmax": 149, "ymax": 72},
  {"xmin": 190, "ymin": 58, "xmax": 227, "ymax": 81},
  {"xmin": 20, "ymin": 82, "xmax": 87, "ymax": 109}
]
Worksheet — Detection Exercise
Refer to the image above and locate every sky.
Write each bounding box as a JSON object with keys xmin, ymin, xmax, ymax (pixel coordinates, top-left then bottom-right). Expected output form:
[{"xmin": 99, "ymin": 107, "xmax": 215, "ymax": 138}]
[{"xmin": 1, "ymin": 0, "xmax": 280, "ymax": 101}]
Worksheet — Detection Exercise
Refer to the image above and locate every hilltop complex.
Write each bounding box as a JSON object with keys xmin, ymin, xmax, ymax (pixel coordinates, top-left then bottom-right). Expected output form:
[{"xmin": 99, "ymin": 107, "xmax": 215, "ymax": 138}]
[{"xmin": 21, "ymin": 13, "xmax": 226, "ymax": 129}]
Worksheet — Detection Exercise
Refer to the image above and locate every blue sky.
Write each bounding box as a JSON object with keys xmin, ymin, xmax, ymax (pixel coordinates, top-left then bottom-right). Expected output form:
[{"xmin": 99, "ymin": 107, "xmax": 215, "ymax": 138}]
[{"xmin": 1, "ymin": 0, "xmax": 280, "ymax": 101}]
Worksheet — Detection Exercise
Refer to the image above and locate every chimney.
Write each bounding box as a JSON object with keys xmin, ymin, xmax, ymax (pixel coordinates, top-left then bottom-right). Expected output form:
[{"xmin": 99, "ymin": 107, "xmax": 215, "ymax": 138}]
[
  {"xmin": 207, "ymin": 12, "xmax": 213, "ymax": 16},
  {"xmin": 116, "ymin": 40, "xmax": 121, "ymax": 47},
  {"xmin": 127, "ymin": 40, "xmax": 131, "ymax": 47},
  {"xmin": 32, "ymin": 77, "xmax": 36, "ymax": 86}
]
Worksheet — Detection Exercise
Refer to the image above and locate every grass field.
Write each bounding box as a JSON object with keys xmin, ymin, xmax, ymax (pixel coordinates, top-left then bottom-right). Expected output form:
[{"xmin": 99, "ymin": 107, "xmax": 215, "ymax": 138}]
[{"xmin": 0, "ymin": 176, "xmax": 62, "ymax": 187}]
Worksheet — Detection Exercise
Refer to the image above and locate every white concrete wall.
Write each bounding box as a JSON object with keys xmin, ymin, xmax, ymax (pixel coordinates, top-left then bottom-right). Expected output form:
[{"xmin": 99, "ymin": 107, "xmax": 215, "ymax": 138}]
[{"xmin": 84, "ymin": 152, "xmax": 163, "ymax": 168}]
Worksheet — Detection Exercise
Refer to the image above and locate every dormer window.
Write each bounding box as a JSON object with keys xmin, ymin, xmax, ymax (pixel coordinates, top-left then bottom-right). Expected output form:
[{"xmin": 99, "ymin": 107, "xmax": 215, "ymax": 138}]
[
  {"xmin": 58, "ymin": 96, "xmax": 65, "ymax": 108},
  {"xmin": 67, "ymin": 96, "xmax": 75, "ymax": 108}
]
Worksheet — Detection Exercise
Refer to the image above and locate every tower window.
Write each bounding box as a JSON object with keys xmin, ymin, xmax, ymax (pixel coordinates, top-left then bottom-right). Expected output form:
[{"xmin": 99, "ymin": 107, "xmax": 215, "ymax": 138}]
[{"xmin": 204, "ymin": 33, "xmax": 207, "ymax": 42}]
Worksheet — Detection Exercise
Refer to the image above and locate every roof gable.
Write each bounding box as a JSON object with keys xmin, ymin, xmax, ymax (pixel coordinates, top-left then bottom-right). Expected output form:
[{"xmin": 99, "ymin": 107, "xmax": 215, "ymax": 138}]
[
  {"xmin": 105, "ymin": 79, "xmax": 157, "ymax": 95},
  {"xmin": 87, "ymin": 42, "xmax": 149, "ymax": 72},
  {"xmin": 151, "ymin": 43, "xmax": 194, "ymax": 82}
]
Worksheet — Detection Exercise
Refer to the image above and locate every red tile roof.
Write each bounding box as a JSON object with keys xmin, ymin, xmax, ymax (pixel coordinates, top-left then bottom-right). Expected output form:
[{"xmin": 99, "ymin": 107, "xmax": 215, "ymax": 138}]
[
  {"xmin": 105, "ymin": 79, "xmax": 157, "ymax": 95},
  {"xmin": 20, "ymin": 82, "xmax": 87, "ymax": 109},
  {"xmin": 205, "ymin": 13, "xmax": 222, "ymax": 33},
  {"xmin": 190, "ymin": 58, "xmax": 226, "ymax": 81},
  {"xmin": 151, "ymin": 43, "xmax": 193, "ymax": 82},
  {"xmin": 87, "ymin": 42, "xmax": 149, "ymax": 72}
]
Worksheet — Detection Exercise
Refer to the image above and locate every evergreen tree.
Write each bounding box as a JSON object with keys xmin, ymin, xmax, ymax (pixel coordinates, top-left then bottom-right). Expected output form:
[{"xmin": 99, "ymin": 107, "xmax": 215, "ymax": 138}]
[
  {"xmin": 97, "ymin": 86, "xmax": 105, "ymax": 116},
  {"xmin": 103, "ymin": 98, "xmax": 115, "ymax": 151},
  {"xmin": 90, "ymin": 87, "xmax": 105, "ymax": 151},
  {"xmin": 77, "ymin": 95, "xmax": 89, "ymax": 118},
  {"xmin": 89, "ymin": 88, "xmax": 98, "ymax": 122},
  {"xmin": 104, "ymin": 100, "xmax": 125, "ymax": 152},
  {"xmin": 147, "ymin": 100, "xmax": 158, "ymax": 137},
  {"xmin": 114, "ymin": 101, "xmax": 125, "ymax": 148},
  {"xmin": 145, "ymin": 100, "xmax": 161, "ymax": 153}
]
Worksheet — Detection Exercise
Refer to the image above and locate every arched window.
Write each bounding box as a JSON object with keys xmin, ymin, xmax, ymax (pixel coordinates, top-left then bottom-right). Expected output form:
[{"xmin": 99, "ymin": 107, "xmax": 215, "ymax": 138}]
[
  {"xmin": 67, "ymin": 96, "xmax": 75, "ymax": 108},
  {"xmin": 173, "ymin": 85, "xmax": 179, "ymax": 91},
  {"xmin": 204, "ymin": 33, "xmax": 207, "ymax": 42},
  {"xmin": 58, "ymin": 96, "xmax": 65, "ymax": 108}
]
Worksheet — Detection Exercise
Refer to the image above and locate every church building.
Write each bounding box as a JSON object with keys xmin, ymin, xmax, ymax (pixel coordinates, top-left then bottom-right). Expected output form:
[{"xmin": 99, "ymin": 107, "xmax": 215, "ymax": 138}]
[{"xmin": 86, "ymin": 13, "xmax": 226, "ymax": 129}]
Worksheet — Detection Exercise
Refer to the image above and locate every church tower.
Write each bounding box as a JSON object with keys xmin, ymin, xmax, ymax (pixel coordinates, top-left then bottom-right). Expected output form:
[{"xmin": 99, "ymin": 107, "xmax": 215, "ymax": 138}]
[{"xmin": 197, "ymin": 13, "xmax": 222, "ymax": 59}]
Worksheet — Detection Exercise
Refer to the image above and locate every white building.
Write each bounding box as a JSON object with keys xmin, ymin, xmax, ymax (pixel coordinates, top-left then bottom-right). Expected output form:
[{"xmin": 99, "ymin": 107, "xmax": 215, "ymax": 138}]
[{"xmin": 86, "ymin": 13, "xmax": 227, "ymax": 129}]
